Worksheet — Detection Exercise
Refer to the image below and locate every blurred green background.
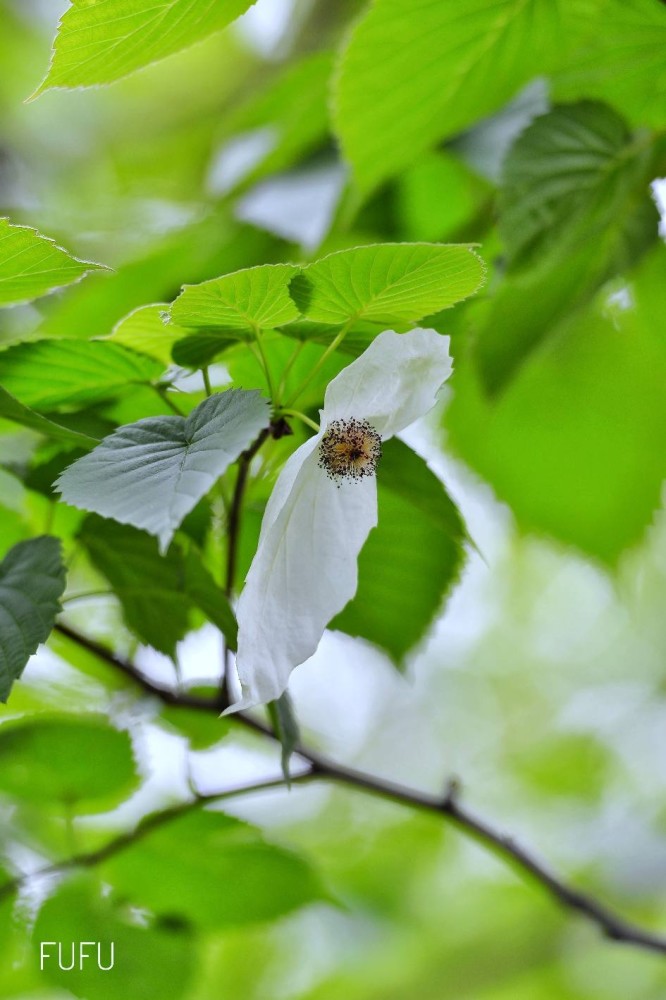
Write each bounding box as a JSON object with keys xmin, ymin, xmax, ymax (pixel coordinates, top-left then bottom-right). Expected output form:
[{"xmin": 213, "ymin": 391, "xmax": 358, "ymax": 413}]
[{"xmin": 1, "ymin": 0, "xmax": 666, "ymax": 997}]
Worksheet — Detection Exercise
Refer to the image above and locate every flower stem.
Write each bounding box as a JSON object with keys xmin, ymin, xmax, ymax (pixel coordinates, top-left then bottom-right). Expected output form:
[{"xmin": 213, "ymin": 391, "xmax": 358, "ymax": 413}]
[
  {"xmin": 277, "ymin": 408, "xmax": 320, "ymax": 433},
  {"xmin": 277, "ymin": 340, "xmax": 305, "ymax": 399},
  {"xmin": 284, "ymin": 319, "xmax": 355, "ymax": 408},
  {"xmin": 252, "ymin": 325, "xmax": 278, "ymax": 404}
]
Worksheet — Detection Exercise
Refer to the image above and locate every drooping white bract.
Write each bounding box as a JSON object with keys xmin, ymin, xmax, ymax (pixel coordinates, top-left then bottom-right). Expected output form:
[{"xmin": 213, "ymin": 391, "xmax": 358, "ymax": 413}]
[{"xmin": 228, "ymin": 328, "xmax": 453, "ymax": 710}]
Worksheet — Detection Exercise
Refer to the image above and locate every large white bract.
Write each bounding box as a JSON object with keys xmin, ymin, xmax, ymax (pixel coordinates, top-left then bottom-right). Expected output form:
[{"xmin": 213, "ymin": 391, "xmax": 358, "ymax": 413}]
[{"xmin": 228, "ymin": 328, "xmax": 453, "ymax": 710}]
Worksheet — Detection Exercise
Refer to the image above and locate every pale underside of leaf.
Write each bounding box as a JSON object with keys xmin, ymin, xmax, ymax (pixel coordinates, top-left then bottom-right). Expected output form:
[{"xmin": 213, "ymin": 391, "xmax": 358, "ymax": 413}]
[{"xmin": 55, "ymin": 390, "xmax": 270, "ymax": 553}]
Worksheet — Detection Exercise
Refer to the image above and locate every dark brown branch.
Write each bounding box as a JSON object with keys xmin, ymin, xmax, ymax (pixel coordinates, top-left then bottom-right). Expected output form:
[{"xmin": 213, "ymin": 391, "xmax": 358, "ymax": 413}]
[{"xmin": 50, "ymin": 622, "xmax": 666, "ymax": 957}]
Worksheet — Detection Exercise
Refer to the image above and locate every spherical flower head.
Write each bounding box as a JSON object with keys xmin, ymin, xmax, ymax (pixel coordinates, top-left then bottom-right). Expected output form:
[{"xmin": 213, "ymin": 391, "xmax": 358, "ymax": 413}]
[
  {"xmin": 227, "ymin": 328, "xmax": 453, "ymax": 712},
  {"xmin": 318, "ymin": 418, "xmax": 382, "ymax": 484}
]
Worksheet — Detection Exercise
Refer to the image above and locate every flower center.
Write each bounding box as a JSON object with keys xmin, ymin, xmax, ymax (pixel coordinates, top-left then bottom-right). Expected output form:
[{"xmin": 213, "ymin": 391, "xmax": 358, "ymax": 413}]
[{"xmin": 318, "ymin": 418, "xmax": 382, "ymax": 483}]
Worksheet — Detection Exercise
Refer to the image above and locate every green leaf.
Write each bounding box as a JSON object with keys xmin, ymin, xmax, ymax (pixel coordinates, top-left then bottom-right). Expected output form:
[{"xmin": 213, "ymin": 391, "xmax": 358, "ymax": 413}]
[
  {"xmin": 267, "ymin": 690, "xmax": 300, "ymax": 786},
  {"xmin": 159, "ymin": 686, "xmax": 230, "ymax": 750},
  {"xmin": 0, "ymin": 385, "xmax": 98, "ymax": 447},
  {"xmin": 33, "ymin": 0, "xmax": 257, "ymax": 95},
  {"xmin": 289, "ymin": 244, "xmax": 485, "ymax": 325},
  {"xmin": 78, "ymin": 517, "xmax": 238, "ymax": 657},
  {"xmin": 213, "ymin": 51, "xmax": 334, "ymax": 193},
  {"xmin": 33, "ymin": 877, "xmax": 196, "ymax": 1000},
  {"xmin": 102, "ymin": 303, "xmax": 187, "ymax": 365},
  {"xmin": 171, "ymin": 330, "xmax": 241, "ymax": 369},
  {"xmin": 332, "ymin": 440, "xmax": 467, "ymax": 663},
  {"xmin": 184, "ymin": 549, "xmax": 237, "ymax": 651},
  {"xmin": 0, "ymin": 536, "xmax": 66, "ymax": 702},
  {"xmin": 477, "ymin": 101, "xmax": 659, "ymax": 391},
  {"xmin": 0, "ymin": 340, "xmax": 163, "ymax": 411},
  {"xmin": 170, "ymin": 262, "xmax": 302, "ymax": 331},
  {"xmin": 77, "ymin": 516, "xmax": 192, "ymax": 657},
  {"xmin": 396, "ymin": 151, "xmax": 492, "ymax": 242},
  {"xmin": 56, "ymin": 389, "xmax": 270, "ymax": 554},
  {"xmin": 99, "ymin": 808, "xmax": 326, "ymax": 929},
  {"xmin": 446, "ymin": 243, "xmax": 666, "ymax": 564},
  {"xmin": 499, "ymin": 101, "xmax": 655, "ymax": 271},
  {"xmin": 0, "ymin": 218, "xmax": 104, "ymax": 306},
  {"xmin": 334, "ymin": 0, "xmax": 595, "ymax": 193},
  {"xmin": 552, "ymin": 0, "xmax": 666, "ymax": 130},
  {"xmin": 0, "ymin": 714, "xmax": 138, "ymax": 809}
]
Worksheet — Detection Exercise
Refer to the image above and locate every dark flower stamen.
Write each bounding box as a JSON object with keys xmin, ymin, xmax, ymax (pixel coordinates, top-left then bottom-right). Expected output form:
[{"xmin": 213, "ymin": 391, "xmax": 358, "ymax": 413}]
[{"xmin": 318, "ymin": 418, "xmax": 382, "ymax": 483}]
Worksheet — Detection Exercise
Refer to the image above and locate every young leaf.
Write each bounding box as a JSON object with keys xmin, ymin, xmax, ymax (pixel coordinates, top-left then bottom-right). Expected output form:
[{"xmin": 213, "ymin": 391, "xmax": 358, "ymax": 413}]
[
  {"xmin": 0, "ymin": 340, "xmax": 164, "ymax": 411},
  {"xmin": 289, "ymin": 244, "xmax": 485, "ymax": 325},
  {"xmin": 32, "ymin": 0, "xmax": 257, "ymax": 95},
  {"xmin": 0, "ymin": 218, "xmax": 104, "ymax": 306},
  {"xmin": 267, "ymin": 691, "xmax": 300, "ymax": 785},
  {"xmin": 0, "ymin": 715, "xmax": 138, "ymax": 810},
  {"xmin": 334, "ymin": 0, "xmax": 594, "ymax": 192},
  {"xmin": 0, "ymin": 385, "xmax": 98, "ymax": 448},
  {"xmin": 56, "ymin": 390, "xmax": 270, "ymax": 554},
  {"xmin": 0, "ymin": 536, "xmax": 66, "ymax": 702},
  {"xmin": 170, "ymin": 262, "xmax": 302, "ymax": 331},
  {"xmin": 331, "ymin": 440, "xmax": 467, "ymax": 663}
]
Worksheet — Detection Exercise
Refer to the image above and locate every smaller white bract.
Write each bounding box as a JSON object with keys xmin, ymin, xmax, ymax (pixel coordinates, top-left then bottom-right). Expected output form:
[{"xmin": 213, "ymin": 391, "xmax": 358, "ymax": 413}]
[{"xmin": 228, "ymin": 328, "xmax": 453, "ymax": 710}]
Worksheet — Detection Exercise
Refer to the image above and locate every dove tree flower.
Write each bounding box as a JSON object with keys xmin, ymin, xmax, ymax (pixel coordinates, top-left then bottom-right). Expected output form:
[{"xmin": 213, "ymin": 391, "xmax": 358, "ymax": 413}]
[{"xmin": 229, "ymin": 328, "xmax": 453, "ymax": 710}]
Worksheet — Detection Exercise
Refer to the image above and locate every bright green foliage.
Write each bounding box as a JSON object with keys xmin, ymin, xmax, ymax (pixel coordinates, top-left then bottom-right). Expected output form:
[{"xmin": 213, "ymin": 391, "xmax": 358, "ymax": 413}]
[
  {"xmin": 332, "ymin": 440, "xmax": 466, "ymax": 662},
  {"xmin": 552, "ymin": 0, "xmax": 666, "ymax": 129},
  {"xmin": 217, "ymin": 51, "xmax": 334, "ymax": 192},
  {"xmin": 0, "ymin": 537, "xmax": 66, "ymax": 702},
  {"xmin": 171, "ymin": 263, "xmax": 302, "ymax": 330},
  {"xmin": 0, "ymin": 386, "xmax": 98, "ymax": 447},
  {"xmin": 334, "ymin": 0, "xmax": 597, "ymax": 192},
  {"xmin": 34, "ymin": 877, "xmax": 196, "ymax": 999},
  {"xmin": 289, "ymin": 244, "xmax": 485, "ymax": 325},
  {"xmin": 77, "ymin": 515, "xmax": 238, "ymax": 656},
  {"xmin": 56, "ymin": 390, "xmax": 270, "ymax": 553},
  {"xmin": 103, "ymin": 303, "xmax": 188, "ymax": 365},
  {"xmin": 396, "ymin": 152, "xmax": 492, "ymax": 242},
  {"xmin": 0, "ymin": 340, "xmax": 163, "ymax": 411},
  {"xmin": 0, "ymin": 219, "xmax": 103, "ymax": 305},
  {"xmin": 99, "ymin": 808, "xmax": 327, "ymax": 928},
  {"xmin": 0, "ymin": 715, "xmax": 138, "ymax": 809},
  {"xmin": 33, "ymin": 0, "xmax": 257, "ymax": 94}
]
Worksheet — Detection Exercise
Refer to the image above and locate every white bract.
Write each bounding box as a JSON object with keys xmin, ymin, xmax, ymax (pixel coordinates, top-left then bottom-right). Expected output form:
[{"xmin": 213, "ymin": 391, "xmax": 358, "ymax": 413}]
[{"xmin": 228, "ymin": 328, "xmax": 453, "ymax": 710}]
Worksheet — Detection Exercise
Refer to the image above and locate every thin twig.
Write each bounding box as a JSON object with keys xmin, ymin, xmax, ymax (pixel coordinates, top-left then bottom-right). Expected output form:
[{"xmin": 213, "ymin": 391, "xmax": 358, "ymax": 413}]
[
  {"xmin": 0, "ymin": 773, "xmax": 314, "ymax": 903},
  {"xmin": 49, "ymin": 623, "xmax": 666, "ymax": 956},
  {"xmin": 222, "ymin": 426, "xmax": 272, "ymax": 699}
]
